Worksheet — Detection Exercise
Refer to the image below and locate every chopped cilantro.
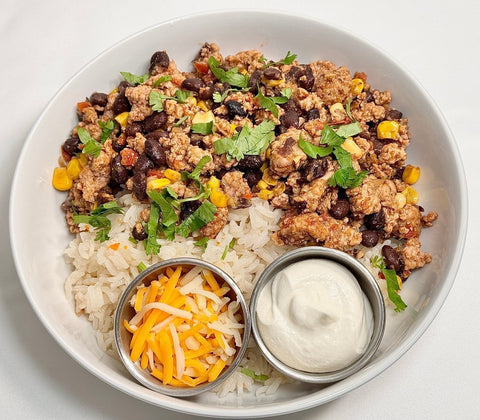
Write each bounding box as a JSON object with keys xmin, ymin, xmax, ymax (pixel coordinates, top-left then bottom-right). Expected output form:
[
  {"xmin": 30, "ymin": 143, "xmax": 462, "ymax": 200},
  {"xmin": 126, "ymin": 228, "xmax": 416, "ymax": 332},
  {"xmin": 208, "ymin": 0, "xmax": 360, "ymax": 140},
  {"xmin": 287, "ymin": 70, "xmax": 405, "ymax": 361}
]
[
  {"xmin": 371, "ymin": 256, "xmax": 407, "ymax": 312},
  {"xmin": 241, "ymin": 367, "xmax": 269, "ymax": 382},
  {"xmin": 98, "ymin": 120, "xmax": 116, "ymax": 144},
  {"xmin": 191, "ymin": 121, "xmax": 214, "ymax": 135},
  {"xmin": 208, "ymin": 56, "xmax": 249, "ymax": 88},
  {"xmin": 144, "ymin": 202, "xmax": 161, "ymax": 255},
  {"xmin": 152, "ymin": 75, "xmax": 172, "ymax": 88},
  {"xmin": 137, "ymin": 262, "xmax": 148, "ymax": 272},
  {"xmin": 212, "ymin": 87, "xmax": 250, "ymax": 104},
  {"xmin": 214, "ymin": 120, "xmax": 275, "ymax": 161},
  {"xmin": 72, "ymin": 201, "xmax": 124, "ymax": 243},
  {"xmin": 176, "ymin": 200, "xmax": 217, "ymax": 238},
  {"xmin": 149, "ymin": 90, "xmax": 165, "ymax": 112},
  {"xmin": 262, "ymin": 51, "xmax": 297, "ymax": 68},
  {"xmin": 298, "ymin": 135, "xmax": 333, "ymax": 158},
  {"xmin": 174, "ymin": 89, "xmax": 190, "ymax": 104},
  {"xmin": 77, "ymin": 127, "xmax": 102, "ymax": 158},
  {"xmin": 174, "ymin": 115, "xmax": 188, "ymax": 127},
  {"xmin": 221, "ymin": 238, "xmax": 236, "ymax": 260},
  {"xmin": 194, "ymin": 237, "xmax": 209, "ymax": 251},
  {"xmin": 335, "ymin": 121, "xmax": 362, "ymax": 138},
  {"xmin": 120, "ymin": 71, "xmax": 149, "ymax": 85}
]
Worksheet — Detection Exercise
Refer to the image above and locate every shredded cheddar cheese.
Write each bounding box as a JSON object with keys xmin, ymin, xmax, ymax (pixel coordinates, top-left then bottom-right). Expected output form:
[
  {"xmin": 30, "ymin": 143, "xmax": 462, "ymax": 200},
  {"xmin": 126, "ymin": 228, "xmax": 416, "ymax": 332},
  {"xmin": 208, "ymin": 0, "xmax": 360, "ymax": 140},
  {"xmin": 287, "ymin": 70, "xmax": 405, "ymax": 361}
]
[{"xmin": 125, "ymin": 265, "xmax": 244, "ymax": 387}]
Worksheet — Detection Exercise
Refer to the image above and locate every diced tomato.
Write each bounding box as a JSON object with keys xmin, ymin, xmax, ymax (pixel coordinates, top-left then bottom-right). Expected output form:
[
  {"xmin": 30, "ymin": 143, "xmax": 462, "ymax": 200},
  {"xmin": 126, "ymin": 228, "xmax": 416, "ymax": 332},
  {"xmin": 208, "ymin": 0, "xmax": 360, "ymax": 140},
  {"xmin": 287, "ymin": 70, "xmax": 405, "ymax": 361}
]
[
  {"xmin": 77, "ymin": 101, "xmax": 91, "ymax": 112},
  {"xmin": 147, "ymin": 168, "xmax": 164, "ymax": 178},
  {"xmin": 61, "ymin": 146, "xmax": 72, "ymax": 163},
  {"xmin": 378, "ymin": 271, "xmax": 385, "ymax": 279},
  {"xmin": 120, "ymin": 148, "xmax": 139, "ymax": 167},
  {"xmin": 194, "ymin": 61, "xmax": 209, "ymax": 74}
]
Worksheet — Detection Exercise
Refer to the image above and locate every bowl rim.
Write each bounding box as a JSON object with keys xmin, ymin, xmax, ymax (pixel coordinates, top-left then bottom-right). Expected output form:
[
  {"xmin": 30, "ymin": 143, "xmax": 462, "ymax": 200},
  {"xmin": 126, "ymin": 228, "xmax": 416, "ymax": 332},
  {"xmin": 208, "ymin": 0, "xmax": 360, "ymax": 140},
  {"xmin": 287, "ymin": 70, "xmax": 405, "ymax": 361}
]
[
  {"xmin": 114, "ymin": 257, "xmax": 252, "ymax": 397},
  {"xmin": 249, "ymin": 246, "xmax": 386, "ymax": 384},
  {"xmin": 9, "ymin": 8, "xmax": 469, "ymax": 418}
]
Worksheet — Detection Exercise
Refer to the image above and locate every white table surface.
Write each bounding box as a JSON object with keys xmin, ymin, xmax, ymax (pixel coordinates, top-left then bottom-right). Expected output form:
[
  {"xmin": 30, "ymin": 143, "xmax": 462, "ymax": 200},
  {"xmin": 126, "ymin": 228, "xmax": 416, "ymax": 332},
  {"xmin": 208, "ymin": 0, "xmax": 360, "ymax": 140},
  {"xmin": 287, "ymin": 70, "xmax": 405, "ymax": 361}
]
[{"xmin": 1, "ymin": 0, "xmax": 479, "ymax": 419}]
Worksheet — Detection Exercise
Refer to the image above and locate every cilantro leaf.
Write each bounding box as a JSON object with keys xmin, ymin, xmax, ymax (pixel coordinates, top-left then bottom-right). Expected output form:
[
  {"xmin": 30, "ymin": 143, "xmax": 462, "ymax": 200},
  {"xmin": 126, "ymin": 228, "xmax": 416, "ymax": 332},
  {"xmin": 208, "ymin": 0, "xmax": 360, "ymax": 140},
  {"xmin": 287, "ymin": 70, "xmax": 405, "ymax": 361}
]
[
  {"xmin": 214, "ymin": 120, "xmax": 275, "ymax": 161},
  {"xmin": 174, "ymin": 115, "xmax": 188, "ymax": 127},
  {"xmin": 176, "ymin": 200, "xmax": 217, "ymax": 237},
  {"xmin": 208, "ymin": 56, "xmax": 249, "ymax": 88},
  {"xmin": 335, "ymin": 122, "xmax": 362, "ymax": 138},
  {"xmin": 212, "ymin": 87, "xmax": 249, "ymax": 103},
  {"xmin": 144, "ymin": 203, "xmax": 161, "ymax": 255},
  {"xmin": 345, "ymin": 98, "xmax": 354, "ymax": 121},
  {"xmin": 194, "ymin": 237, "xmax": 209, "ymax": 251},
  {"xmin": 328, "ymin": 167, "xmax": 367, "ymax": 188},
  {"xmin": 148, "ymin": 190, "xmax": 178, "ymax": 228},
  {"xmin": 241, "ymin": 367, "xmax": 269, "ymax": 382},
  {"xmin": 120, "ymin": 71, "xmax": 149, "ymax": 85},
  {"xmin": 152, "ymin": 75, "xmax": 172, "ymax": 88},
  {"xmin": 98, "ymin": 120, "xmax": 116, "ymax": 144},
  {"xmin": 174, "ymin": 89, "xmax": 190, "ymax": 104},
  {"xmin": 149, "ymin": 90, "xmax": 164, "ymax": 112},
  {"xmin": 191, "ymin": 121, "xmax": 214, "ymax": 135},
  {"xmin": 188, "ymin": 155, "xmax": 211, "ymax": 182},
  {"xmin": 370, "ymin": 256, "xmax": 407, "ymax": 312},
  {"xmin": 137, "ymin": 262, "xmax": 148, "ymax": 272},
  {"xmin": 255, "ymin": 88, "xmax": 279, "ymax": 118},
  {"xmin": 320, "ymin": 124, "xmax": 345, "ymax": 147},
  {"xmin": 221, "ymin": 238, "xmax": 236, "ymax": 260},
  {"xmin": 77, "ymin": 127, "xmax": 102, "ymax": 158},
  {"xmin": 298, "ymin": 135, "xmax": 333, "ymax": 158},
  {"xmin": 262, "ymin": 51, "xmax": 297, "ymax": 68}
]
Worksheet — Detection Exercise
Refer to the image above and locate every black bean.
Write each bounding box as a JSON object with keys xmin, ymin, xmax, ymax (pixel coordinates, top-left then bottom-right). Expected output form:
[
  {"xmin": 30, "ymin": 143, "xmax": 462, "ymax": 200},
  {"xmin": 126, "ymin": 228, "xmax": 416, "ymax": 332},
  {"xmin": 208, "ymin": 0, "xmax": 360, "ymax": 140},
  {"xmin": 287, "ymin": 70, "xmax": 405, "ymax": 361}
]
[
  {"xmin": 144, "ymin": 138, "xmax": 166, "ymax": 166},
  {"xmin": 131, "ymin": 223, "xmax": 148, "ymax": 241},
  {"xmin": 118, "ymin": 81, "xmax": 134, "ymax": 94},
  {"xmin": 281, "ymin": 109, "xmax": 300, "ymax": 128},
  {"xmin": 263, "ymin": 67, "xmax": 282, "ymax": 80},
  {"xmin": 112, "ymin": 93, "xmax": 130, "ymax": 115},
  {"xmin": 149, "ymin": 51, "xmax": 170, "ymax": 74},
  {"xmin": 124, "ymin": 122, "xmax": 143, "ymax": 138},
  {"xmin": 132, "ymin": 172, "xmax": 147, "ymax": 200},
  {"xmin": 63, "ymin": 137, "xmax": 80, "ymax": 155},
  {"xmin": 287, "ymin": 66, "xmax": 303, "ymax": 82},
  {"xmin": 243, "ymin": 170, "xmax": 262, "ymax": 188},
  {"xmin": 365, "ymin": 91, "xmax": 374, "ymax": 103},
  {"xmin": 248, "ymin": 70, "xmax": 262, "ymax": 94},
  {"xmin": 361, "ymin": 230, "xmax": 379, "ymax": 247},
  {"xmin": 133, "ymin": 153, "xmax": 154, "ymax": 174},
  {"xmin": 388, "ymin": 109, "xmax": 403, "ymax": 120},
  {"xmin": 225, "ymin": 100, "xmax": 247, "ymax": 118},
  {"xmin": 365, "ymin": 210, "xmax": 385, "ymax": 230},
  {"xmin": 329, "ymin": 199, "xmax": 350, "ymax": 219},
  {"xmin": 294, "ymin": 200, "xmax": 307, "ymax": 213},
  {"xmin": 144, "ymin": 111, "xmax": 167, "ymax": 132},
  {"xmin": 181, "ymin": 77, "xmax": 205, "ymax": 92},
  {"xmin": 90, "ymin": 92, "xmax": 108, "ymax": 107},
  {"xmin": 111, "ymin": 155, "xmax": 129, "ymax": 184},
  {"xmin": 237, "ymin": 155, "xmax": 263, "ymax": 170},
  {"xmin": 198, "ymin": 85, "xmax": 214, "ymax": 100},
  {"xmin": 145, "ymin": 130, "xmax": 168, "ymax": 142},
  {"xmin": 299, "ymin": 66, "xmax": 315, "ymax": 91},
  {"xmin": 303, "ymin": 158, "xmax": 328, "ymax": 181},
  {"xmin": 306, "ymin": 108, "xmax": 320, "ymax": 120},
  {"xmin": 112, "ymin": 135, "xmax": 127, "ymax": 152},
  {"xmin": 180, "ymin": 200, "xmax": 202, "ymax": 221},
  {"xmin": 382, "ymin": 245, "xmax": 403, "ymax": 272}
]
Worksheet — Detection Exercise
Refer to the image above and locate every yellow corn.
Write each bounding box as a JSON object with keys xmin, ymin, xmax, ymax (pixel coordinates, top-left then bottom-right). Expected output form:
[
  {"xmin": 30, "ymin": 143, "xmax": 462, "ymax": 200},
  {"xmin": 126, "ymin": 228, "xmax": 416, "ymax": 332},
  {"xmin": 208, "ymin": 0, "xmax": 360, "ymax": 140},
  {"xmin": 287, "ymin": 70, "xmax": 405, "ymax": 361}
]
[
  {"xmin": 115, "ymin": 111, "xmax": 129, "ymax": 128},
  {"xmin": 147, "ymin": 178, "xmax": 171, "ymax": 191},
  {"xmin": 207, "ymin": 176, "xmax": 220, "ymax": 190},
  {"xmin": 109, "ymin": 88, "xmax": 118, "ymax": 95},
  {"xmin": 229, "ymin": 124, "xmax": 236, "ymax": 136},
  {"xmin": 257, "ymin": 189, "xmax": 274, "ymax": 200},
  {"xmin": 377, "ymin": 120, "xmax": 400, "ymax": 139},
  {"xmin": 164, "ymin": 169, "xmax": 181, "ymax": 182},
  {"xmin": 187, "ymin": 96, "xmax": 197, "ymax": 107},
  {"xmin": 78, "ymin": 153, "xmax": 88, "ymax": 167},
  {"xmin": 262, "ymin": 76, "xmax": 285, "ymax": 88},
  {"xmin": 210, "ymin": 188, "xmax": 228, "ymax": 207},
  {"xmin": 341, "ymin": 137, "xmax": 363, "ymax": 159},
  {"xmin": 240, "ymin": 69, "xmax": 248, "ymax": 75},
  {"xmin": 402, "ymin": 165, "xmax": 420, "ymax": 184},
  {"xmin": 394, "ymin": 192, "xmax": 406, "ymax": 209},
  {"xmin": 262, "ymin": 169, "xmax": 278, "ymax": 186},
  {"xmin": 396, "ymin": 275, "xmax": 403, "ymax": 290},
  {"xmin": 402, "ymin": 186, "xmax": 419, "ymax": 205},
  {"xmin": 351, "ymin": 78, "xmax": 364, "ymax": 96},
  {"xmin": 66, "ymin": 157, "xmax": 83, "ymax": 180},
  {"xmin": 192, "ymin": 110, "xmax": 214, "ymax": 125},
  {"xmin": 265, "ymin": 148, "xmax": 271, "ymax": 159},
  {"xmin": 272, "ymin": 181, "xmax": 285, "ymax": 195},
  {"xmin": 329, "ymin": 102, "xmax": 344, "ymax": 114},
  {"xmin": 257, "ymin": 180, "xmax": 269, "ymax": 190},
  {"xmin": 260, "ymin": 162, "xmax": 268, "ymax": 172},
  {"xmin": 197, "ymin": 100, "xmax": 209, "ymax": 112},
  {"xmin": 52, "ymin": 167, "xmax": 73, "ymax": 191}
]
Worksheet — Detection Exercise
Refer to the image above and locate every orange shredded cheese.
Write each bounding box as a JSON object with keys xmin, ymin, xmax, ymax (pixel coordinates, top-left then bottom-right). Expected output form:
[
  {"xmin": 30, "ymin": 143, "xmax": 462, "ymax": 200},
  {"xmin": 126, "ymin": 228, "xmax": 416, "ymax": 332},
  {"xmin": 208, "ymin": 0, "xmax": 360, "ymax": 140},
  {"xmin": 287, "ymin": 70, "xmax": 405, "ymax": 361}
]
[{"xmin": 124, "ymin": 264, "xmax": 244, "ymax": 387}]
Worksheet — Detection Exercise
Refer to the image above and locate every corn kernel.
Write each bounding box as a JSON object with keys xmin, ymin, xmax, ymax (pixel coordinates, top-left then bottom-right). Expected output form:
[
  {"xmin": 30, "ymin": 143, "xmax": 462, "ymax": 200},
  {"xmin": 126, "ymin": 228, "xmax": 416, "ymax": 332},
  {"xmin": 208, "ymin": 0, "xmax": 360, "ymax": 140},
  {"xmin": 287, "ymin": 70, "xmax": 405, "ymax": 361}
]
[
  {"xmin": 210, "ymin": 188, "xmax": 228, "ymax": 207},
  {"xmin": 377, "ymin": 120, "xmax": 400, "ymax": 139},
  {"xmin": 265, "ymin": 148, "xmax": 271, "ymax": 159},
  {"xmin": 66, "ymin": 157, "xmax": 83, "ymax": 180},
  {"xmin": 229, "ymin": 124, "xmax": 236, "ymax": 136},
  {"xmin": 351, "ymin": 78, "xmax": 364, "ymax": 96},
  {"xmin": 186, "ymin": 96, "xmax": 197, "ymax": 107},
  {"xmin": 164, "ymin": 169, "xmax": 181, "ymax": 182},
  {"xmin": 394, "ymin": 192, "xmax": 406, "ymax": 209},
  {"xmin": 262, "ymin": 168, "xmax": 278, "ymax": 186},
  {"xmin": 257, "ymin": 189, "xmax": 274, "ymax": 200},
  {"xmin": 147, "ymin": 178, "xmax": 170, "ymax": 191},
  {"xmin": 402, "ymin": 165, "xmax": 421, "ymax": 184},
  {"xmin": 52, "ymin": 167, "xmax": 73, "ymax": 191},
  {"xmin": 329, "ymin": 102, "xmax": 344, "ymax": 114},
  {"xmin": 260, "ymin": 162, "xmax": 268, "ymax": 172},
  {"xmin": 341, "ymin": 137, "xmax": 363, "ymax": 159},
  {"xmin": 402, "ymin": 186, "xmax": 419, "ymax": 205},
  {"xmin": 272, "ymin": 181, "xmax": 285, "ymax": 196},
  {"xmin": 109, "ymin": 88, "xmax": 118, "ymax": 95},
  {"xmin": 197, "ymin": 100, "xmax": 209, "ymax": 112},
  {"xmin": 78, "ymin": 153, "xmax": 88, "ymax": 167},
  {"xmin": 192, "ymin": 110, "xmax": 214, "ymax": 125},
  {"xmin": 257, "ymin": 180, "xmax": 269, "ymax": 190},
  {"xmin": 207, "ymin": 176, "xmax": 220, "ymax": 190},
  {"xmin": 115, "ymin": 111, "xmax": 130, "ymax": 128},
  {"xmin": 261, "ymin": 76, "xmax": 285, "ymax": 87}
]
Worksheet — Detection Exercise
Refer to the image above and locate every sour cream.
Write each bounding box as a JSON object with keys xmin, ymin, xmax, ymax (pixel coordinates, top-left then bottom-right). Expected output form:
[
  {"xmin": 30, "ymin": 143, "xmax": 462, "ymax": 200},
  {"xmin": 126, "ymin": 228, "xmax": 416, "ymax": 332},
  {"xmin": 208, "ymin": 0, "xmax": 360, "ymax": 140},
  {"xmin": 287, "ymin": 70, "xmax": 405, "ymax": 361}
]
[{"xmin": 256, "ymin": 259, "xmax": 374, "ymax": 373}]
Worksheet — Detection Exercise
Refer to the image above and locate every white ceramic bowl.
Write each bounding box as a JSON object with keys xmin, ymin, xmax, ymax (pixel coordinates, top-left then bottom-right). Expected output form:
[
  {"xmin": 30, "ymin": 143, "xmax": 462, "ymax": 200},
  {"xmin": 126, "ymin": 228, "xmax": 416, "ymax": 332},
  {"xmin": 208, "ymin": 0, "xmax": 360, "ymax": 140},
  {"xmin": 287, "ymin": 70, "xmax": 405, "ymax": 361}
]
[{"xmin": 9, "ymin": 10, "xmax": 467, "ymax": 418}]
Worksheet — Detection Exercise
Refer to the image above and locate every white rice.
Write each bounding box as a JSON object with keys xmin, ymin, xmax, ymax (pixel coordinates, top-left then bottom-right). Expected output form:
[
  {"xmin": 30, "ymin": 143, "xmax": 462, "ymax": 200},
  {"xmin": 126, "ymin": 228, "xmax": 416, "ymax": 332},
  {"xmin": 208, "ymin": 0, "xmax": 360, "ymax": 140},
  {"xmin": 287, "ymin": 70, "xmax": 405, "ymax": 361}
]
[{"xmin": 64, "ymin": 194, "xmax": 292, "ymax": 393}]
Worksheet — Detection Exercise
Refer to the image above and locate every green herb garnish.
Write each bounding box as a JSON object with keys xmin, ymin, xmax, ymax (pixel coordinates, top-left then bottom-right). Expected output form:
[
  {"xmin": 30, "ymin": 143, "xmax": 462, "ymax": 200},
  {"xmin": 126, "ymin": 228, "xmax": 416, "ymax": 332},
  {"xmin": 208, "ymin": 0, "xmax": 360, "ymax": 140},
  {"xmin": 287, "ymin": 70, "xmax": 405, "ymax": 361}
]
[
  {"xmin": 212, "ymin": 87, "xmax": 249, "ymax": 103},
  {"xmin": 254, "ymin": 87, "xmax": 292, "ymax": 118},
  {"xmin": 208, "ymin": 56, "xmax": 249, "ymax": 88},
  {"xmin": 221, "ymin": 238, "xmax": 236, "ymax": 260},
  {"xmin": 120, "ymin": 71, "xmax": 149, "ymax": 85},
  {"xmin": 241, "ymin": 367, "xmax": 269, "ymax": 382},
  {"xmin": 335, "ymin": 121, "xmax": 362, "ymax": 138},
  {"xmin": 72, "ymin": 201, "xmax": 124, "ymax": 242},
  {"xmin": 194, "ymin": 237, "xmax": 209, "ymax": 251},
  {"xmin": 98, "ymin": 120, "xmax": 116, "ymax": 144},
  {"xmin": 77, "ymin": 127, "xmax": 102, "ymax": 158},
  {"xmin": 261, "ymin": 51, "xmax": 297, "ymax": 68},
  {"xmin": 298, "ymin": 135, "xmax": 333, "ymax": 158},
  {"xmin": 152, "ymin": 75, "xmax": 172, "ymax": 88},
  {"xmin": 328, "ymin": 147, "xmax": 368, "ymax": 189},
  {"xmin": 174, "ymin": 115, "xmax": 188, "ymax": 127},
  {"xmin": 144, "ymin": 202, "xmax": 161, "ymax": 255},
  {"xmin": 371, "ymin": 256, "xmax": 407, "ymax": 312},
  {"xmin": 176, "ymin": 200, "xmax": 217, "ymax": 238},
  {"xmin": 148, "ymin": 89, "xmax": 190, "ymax": 112},
  {"xmin": 191, "ymin": 121, "xmax": 214, "ymax": 135},
  {"xmin": 214, "ymin": 119, "xmax": 275, "ymax": 161},
  {"xmin": 137, "ymin": 262, "xmax": 148, "ymax": 272}
]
